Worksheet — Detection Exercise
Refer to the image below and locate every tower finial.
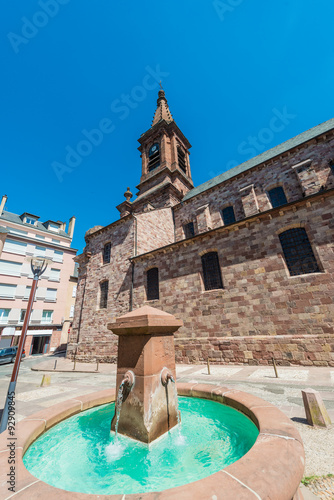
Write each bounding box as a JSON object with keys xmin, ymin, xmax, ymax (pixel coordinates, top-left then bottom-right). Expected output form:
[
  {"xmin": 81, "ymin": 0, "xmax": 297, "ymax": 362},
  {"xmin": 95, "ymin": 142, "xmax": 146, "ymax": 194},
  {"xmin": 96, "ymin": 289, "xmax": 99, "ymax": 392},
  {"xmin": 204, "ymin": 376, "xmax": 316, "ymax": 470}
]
[
  {"xmin": 159, "ymin": 80, "xmax": 163, "ymax": 90},
  {"xmin": 151, "ymin": 87, "xmax": 173, "ymax": 126}
]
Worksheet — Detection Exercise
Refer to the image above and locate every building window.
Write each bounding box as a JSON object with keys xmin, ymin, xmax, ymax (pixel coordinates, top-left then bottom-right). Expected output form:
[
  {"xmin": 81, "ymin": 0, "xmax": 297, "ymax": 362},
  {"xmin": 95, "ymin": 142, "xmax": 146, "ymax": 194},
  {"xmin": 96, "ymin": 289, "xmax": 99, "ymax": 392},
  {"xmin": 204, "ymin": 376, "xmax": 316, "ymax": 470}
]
[
  {"xmin": 25, "ymin": 217, "xmax": 36, "ymax": 225},
  {"xmin": 221, "ymin": 206, "xmax": 236, "ymax": 226},
  {"xmin": 0, "ymin": 309, "xmax": 10, "ymax": 324},
  {"xmin": 24, "ymin": 286, "xmax": 31, "ymax": 299},
  {"xmin": 146, "ymin": 268, "xmax": 159, "ymax": 300},
  {"xmin": 19, "ymin": 309, "xmax": 26, "ymax": 323},
  {"xmin": 178, "ymin": 147, "xmax": 187, "ymax": 173},
  {"xmin": 279, "ymin": 228, "xmax": 320, "ymax": 276},
  {"xmin": 268, "ymin": 187, "xmax": 288, "ymax": 208},
  {"xmin": 45, "ymin": 288, "xmax": 57, "ymax": 302},
  {"xmin": 49, "ymin": 268, "xmax": 60, "ymax": 281},
  {"xmin": 100, "ymin": 281, "xmax": 109, "ymax": 309},
  {"xmin": 3, "ymin": 239, "xmax": 27, "ymax": 255},
  {"xmin": 0, "ymin": 259, "xmax": 22, "ymax": 277},
  {"xmin": 42, "ymin": 310, "xmax": 53, "ymax": 324},
  {"xmin": 331, "ymin": 163, "xmax": 334, "ymax": 175},
  {"xmin": 54, "ymin": 250, "xmax": 63, "ymax": 263},
  {"xmin": 0, "ymin": 284, "xmax": 17, "ymax": 299},
  {"xmin": 36, "ymin": 234, "xmax": 45, "ymax": 240},
  {"xmin": 35, "ymin": 245, "xmax": 46, "ymax": 257},
  {"xmin": 201, "ymin": 252, "xmax": 223, "ymax": 291},
  {"xmin": 103, "ymin": 243, "xmax": 111, "ymax": 264},
  {"xmin": 184, "ymin": 221, "xmax": 195, "ymax": 238},
  {"xmin": 69, "ymin": 305, "xmax": 75, "ymax": 318},
  {"xmin": 148, "ymin": 143, "xmax": 160, "ymax": 172},
  {"xmin": 72, "ymin": 285, "xmax": 77, "ymax": 298},
  {"xmin": 52, "ymin": 238, "xmax": 60, "ymax": 244}
]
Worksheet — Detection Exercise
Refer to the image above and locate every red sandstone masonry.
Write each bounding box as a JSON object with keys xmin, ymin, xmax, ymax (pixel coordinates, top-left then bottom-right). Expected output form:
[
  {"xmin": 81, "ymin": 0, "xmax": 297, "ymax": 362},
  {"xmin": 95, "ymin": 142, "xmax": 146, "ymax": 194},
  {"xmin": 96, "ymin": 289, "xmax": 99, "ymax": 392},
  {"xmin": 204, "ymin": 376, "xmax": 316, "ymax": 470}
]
[{"xmin": 68, "ymin": 124, "xmax": 334, "ymax": 365}]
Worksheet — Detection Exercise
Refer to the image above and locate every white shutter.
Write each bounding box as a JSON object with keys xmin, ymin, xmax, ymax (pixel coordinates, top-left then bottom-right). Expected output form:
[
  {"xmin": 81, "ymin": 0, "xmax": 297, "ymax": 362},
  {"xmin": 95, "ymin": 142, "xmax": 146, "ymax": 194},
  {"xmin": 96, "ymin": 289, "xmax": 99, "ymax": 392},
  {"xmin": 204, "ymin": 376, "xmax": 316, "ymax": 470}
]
[
  {"xmin": 0, "ymin": 284, "xmax": 17, "ymax": 298},
  {"xmin": 8, "ymin": 309, "xmax": 20, "ymax": 322},
  {"xmin": 69, "ymin": 305, "xmax": 75, "ymax": 318},
  {"xmin": 53, "ymin": 250, "xmax": 63, "ymax": 263},
  {"xmin": 0, "ymin": 260, "xmax": 22, "ymax": 276},
  {"xmin": 24, "ymin": 286, "xmax": 31, "ymax": 299},
  {"xmin": 45, "ymin": 288, "xmax": 57, "ymax": 301},
  {"xmin": 72, "ymin": 285, "xmax": 77, "ymax": 298},
  {"xmin": 3, "ymin": 239, "xmax": 27, "ymax": 255},
  {"xmin": 35, "ymin": 286, "xmax": 46, "ymax": 300},
  {"xmin": 35, "ymin": 246, "xmax": 46, "ymax": 257},
  {"xmin": 49, "ymin": 269, "xmax": 60, "ymax": 281}
]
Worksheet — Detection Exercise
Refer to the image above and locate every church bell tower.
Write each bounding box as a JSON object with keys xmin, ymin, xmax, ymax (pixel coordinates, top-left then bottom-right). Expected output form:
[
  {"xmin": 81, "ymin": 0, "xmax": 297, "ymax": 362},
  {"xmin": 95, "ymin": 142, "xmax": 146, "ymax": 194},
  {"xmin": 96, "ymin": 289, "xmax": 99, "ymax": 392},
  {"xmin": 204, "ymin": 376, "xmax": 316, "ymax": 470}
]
[{"xmin": 117, "ymin": 87, "xmax": 194, "ymax": 216}]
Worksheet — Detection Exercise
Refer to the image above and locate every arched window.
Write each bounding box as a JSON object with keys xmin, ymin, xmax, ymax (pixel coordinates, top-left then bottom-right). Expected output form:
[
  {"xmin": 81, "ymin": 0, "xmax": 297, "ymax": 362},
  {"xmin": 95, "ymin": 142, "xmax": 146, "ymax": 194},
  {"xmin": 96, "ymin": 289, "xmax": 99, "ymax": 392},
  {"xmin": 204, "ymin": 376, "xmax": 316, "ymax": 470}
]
[
  {"xmin": 148, "ymin": 143, "xmax": 160, "ymax": 172},
  {"xmin": 146, "ymin": 268, "xmax": 159, "ymax": 300},
  {"xmin": 201, "ymin": 252, "xmax": 223, "ymax": 291},
  {"xmin": 177, "ymin": 147, "xmax": 187, "ymax": 173},
  {"xmin": 279, "ymin": 228, "xmax": 320, "ymax": 276},
  {"xmin": 268, "ymin": 187, "xmax": 287, "ymax": 208},
  {"xmin": 100, "ymin": 281, "xmax": 109, "ymax": 309},
  {"xmin": 221, "ymin": 206, "xmax": 236, "ymax": 226},
  {"xmin": 103, "ymin": 243, "xmax": 111, "ymax": 264}
]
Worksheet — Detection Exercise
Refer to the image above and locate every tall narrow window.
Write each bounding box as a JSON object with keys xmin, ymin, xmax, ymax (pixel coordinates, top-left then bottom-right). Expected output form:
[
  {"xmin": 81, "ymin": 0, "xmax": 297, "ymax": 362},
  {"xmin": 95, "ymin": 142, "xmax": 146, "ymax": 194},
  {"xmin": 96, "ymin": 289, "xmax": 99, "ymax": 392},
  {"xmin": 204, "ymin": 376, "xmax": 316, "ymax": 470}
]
[
  {"xmin": 100, "ymin": 281, "xmax": 109, "ymax": 309},
  {"xmin": 178, "ymin": 147, "xmax": 187, "ymax": 173},
  {"xmin": 147, "ymin": 268, "xmax": 159, "ymax": 300},
  {"xmin": 0, "ymin": 309, "xmax": 10, "ymax": 324},
  {"xmin": 148, "ymin": 143, "xmax": 160, "ymax": 172},
  {"xmin": 184, "ymin": 221, "xmax": 195, "ymax": 238},
  {"xmin": 268, "ymin": 187, "xmax": 287, "ymax": 208},
  {"xmin": 201, "ymin": 252, "xmax": 223, "ymax": 291},
  {"xmin": 331, "ymin": 163, "xmax": 334, "ymax": 175},
  {"xmin": 103, "ymin": 243, "xmax": 111, "ymax": 264},
  {"xmin": 42, "ymin": 310, "xmax": 53, "ymax": 324},
  {"xmin": 279, "ymin": 228, "xmax": 320, "ymax": 276},
  {"xmin": 221, "ymin": 206, "xmax": 236, "ymax": 226}
]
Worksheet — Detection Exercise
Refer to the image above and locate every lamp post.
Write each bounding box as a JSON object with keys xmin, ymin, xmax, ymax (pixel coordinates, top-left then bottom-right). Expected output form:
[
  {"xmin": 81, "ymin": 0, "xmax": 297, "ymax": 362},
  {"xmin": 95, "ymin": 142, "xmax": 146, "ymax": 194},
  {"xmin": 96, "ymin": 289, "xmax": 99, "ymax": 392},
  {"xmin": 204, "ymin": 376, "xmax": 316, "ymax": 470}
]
[{"xmin": 0, "ymin": 257, "xmax": 48, "ymax": 433}]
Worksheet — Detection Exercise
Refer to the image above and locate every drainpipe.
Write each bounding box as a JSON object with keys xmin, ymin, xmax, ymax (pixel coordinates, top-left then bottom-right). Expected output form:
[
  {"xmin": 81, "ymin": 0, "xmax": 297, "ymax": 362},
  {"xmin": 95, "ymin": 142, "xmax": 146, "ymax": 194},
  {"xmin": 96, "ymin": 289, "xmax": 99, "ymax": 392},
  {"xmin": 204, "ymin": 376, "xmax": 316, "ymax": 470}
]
[
  {"xmin": 172, "ymin": 208, "xmax": 176, "ymax": 242},
  {"xmin": 76, "ymin": 275, "xmax": 87, "ymax": 344},
  {"xmin": 129, "ymin": 214, "xmax": 138, "ymax": 312}
]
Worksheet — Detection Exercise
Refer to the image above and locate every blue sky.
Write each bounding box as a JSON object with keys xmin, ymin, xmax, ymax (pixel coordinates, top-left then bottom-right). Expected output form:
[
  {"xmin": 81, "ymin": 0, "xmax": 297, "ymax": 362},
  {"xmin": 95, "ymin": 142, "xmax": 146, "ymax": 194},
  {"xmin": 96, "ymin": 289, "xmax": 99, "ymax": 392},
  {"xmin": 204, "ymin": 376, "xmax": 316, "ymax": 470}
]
[{"xmin": 1, "ymin": 0, "xmax": 333, "ymax": 252}]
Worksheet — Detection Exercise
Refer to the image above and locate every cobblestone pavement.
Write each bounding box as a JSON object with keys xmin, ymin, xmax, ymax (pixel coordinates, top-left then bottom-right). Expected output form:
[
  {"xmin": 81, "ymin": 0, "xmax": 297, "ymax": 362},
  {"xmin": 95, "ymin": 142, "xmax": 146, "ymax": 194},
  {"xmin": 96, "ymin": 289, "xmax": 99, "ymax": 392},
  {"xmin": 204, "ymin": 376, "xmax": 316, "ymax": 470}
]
[
  {"xmin": 304, "ymin": 476, "xmax": 334, "ymax": 499},
  {"xmin": 1, "ymin": 354, "xmax": 333, "ymax": 498}
]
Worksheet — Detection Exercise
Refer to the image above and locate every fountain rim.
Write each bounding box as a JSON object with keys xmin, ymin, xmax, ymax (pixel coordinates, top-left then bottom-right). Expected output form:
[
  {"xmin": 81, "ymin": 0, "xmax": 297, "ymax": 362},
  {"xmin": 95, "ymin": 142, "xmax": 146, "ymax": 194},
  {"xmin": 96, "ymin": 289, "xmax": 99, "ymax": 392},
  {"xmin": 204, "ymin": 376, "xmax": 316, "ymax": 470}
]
[{"xmin": 1, "ymin": 383, "xmax": 305, "ymax": 500}]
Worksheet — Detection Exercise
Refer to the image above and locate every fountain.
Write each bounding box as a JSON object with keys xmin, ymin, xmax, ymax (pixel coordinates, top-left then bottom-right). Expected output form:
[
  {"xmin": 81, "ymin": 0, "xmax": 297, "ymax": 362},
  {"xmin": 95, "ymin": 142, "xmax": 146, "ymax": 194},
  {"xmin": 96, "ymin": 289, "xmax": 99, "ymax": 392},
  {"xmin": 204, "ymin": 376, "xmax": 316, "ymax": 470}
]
[
  {"xmin": 0, "ymin": 306, "xmax": 305, "ymax": 499},
  {"xmin": 108, "ymin": 306, "xmax": 181, "ymax": 443}
]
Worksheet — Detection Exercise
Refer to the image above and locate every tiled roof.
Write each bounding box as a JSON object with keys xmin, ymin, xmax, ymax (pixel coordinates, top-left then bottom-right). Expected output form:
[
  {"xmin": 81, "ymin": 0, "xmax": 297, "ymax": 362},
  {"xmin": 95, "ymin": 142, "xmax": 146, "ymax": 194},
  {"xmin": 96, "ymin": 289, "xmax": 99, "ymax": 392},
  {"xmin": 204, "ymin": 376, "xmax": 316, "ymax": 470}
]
[
  {"xmin": 183, "ymin": 117, "xmax": 334, "ymax": 201},
  {"xmin": 0, "ymin": 211, "xmax": 71, "ymax": 239}
]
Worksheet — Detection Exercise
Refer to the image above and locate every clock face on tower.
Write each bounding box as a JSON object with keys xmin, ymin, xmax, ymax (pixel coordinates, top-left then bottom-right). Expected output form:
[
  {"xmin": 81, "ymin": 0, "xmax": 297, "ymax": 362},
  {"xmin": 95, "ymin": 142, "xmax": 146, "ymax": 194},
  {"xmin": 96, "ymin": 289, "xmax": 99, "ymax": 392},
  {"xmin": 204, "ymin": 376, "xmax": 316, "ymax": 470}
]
[{"xmin": 149, "ymin": 143, "xmax": 159, "ymax": 157}]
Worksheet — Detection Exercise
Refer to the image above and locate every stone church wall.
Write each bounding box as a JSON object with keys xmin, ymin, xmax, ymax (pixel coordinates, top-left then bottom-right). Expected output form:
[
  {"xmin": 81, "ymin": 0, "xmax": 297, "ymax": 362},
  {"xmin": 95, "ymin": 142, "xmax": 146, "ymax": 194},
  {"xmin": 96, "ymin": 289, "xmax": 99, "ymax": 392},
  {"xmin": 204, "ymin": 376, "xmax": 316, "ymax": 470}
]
[
  {"xmin": 132, "ymin": 192, "xmax": 334, "ymax": 366},
  {"xmin": 68, "ymin": 218, "xmax": 135, "ymax": 362},
  {"xmin": 135, "ymin": 208, "xmax": 175, "ymax": 255},
  {"xmin": 174, "ymin": 136, "xmax": 334, "ymax": 241}
]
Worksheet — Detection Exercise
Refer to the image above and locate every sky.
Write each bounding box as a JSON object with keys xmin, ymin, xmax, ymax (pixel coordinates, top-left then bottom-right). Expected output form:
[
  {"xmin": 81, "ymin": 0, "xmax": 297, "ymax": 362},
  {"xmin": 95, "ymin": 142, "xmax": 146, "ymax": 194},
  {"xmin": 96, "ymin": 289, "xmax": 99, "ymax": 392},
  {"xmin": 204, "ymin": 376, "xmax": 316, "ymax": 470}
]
[{"xmin": 1, "ymin": 0, "xmax": 334, "ymax": 252}]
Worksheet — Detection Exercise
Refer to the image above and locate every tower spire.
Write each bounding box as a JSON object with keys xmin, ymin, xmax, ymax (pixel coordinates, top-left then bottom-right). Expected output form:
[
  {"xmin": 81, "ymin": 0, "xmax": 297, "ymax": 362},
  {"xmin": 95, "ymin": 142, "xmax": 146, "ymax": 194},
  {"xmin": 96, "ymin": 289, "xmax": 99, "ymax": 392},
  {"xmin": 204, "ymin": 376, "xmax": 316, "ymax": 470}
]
[{"xmin": 152, "ymin": 88, "xmax": 173, "ymax": 126}]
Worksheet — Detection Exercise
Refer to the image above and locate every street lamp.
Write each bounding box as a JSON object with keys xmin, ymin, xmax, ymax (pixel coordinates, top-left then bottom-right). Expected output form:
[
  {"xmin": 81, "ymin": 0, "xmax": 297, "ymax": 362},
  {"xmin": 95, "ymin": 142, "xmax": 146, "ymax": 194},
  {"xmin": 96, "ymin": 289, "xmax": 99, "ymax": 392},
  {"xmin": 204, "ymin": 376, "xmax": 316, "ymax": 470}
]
[{"xmin": 0, "ymin": 257, "xmax": 49, "ymax": 433}]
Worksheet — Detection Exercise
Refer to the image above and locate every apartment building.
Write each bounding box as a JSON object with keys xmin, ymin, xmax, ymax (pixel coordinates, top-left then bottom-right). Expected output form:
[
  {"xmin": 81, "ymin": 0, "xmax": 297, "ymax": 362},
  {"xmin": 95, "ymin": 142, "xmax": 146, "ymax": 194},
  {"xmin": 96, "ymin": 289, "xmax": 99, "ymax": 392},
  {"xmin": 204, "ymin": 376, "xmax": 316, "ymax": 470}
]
[{"xmin": 0, "ymin": 195, "xmax": 77, "ymax": 355}]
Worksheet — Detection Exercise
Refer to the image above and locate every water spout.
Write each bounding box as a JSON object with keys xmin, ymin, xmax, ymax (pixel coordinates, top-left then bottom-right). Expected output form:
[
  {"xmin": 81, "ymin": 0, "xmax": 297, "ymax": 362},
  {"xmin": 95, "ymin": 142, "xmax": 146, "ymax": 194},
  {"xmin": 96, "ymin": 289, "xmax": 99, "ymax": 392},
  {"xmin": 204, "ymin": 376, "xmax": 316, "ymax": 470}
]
[
  {"xmin": 161, "ymin": 367, "xmax": 174, "ymax": 386},
  {"xmin": 114, "ymin": 370, "xmax": 135, "ymax": 439}
]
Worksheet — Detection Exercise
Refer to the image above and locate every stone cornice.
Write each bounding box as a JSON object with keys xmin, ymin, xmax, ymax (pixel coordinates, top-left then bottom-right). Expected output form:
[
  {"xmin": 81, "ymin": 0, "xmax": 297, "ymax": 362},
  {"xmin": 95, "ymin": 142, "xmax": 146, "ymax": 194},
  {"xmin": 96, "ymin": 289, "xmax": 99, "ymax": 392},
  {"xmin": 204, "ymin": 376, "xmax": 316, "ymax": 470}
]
[{"xmin": 131, "ymin": 187, "xmax": 334, "ymax": 262}]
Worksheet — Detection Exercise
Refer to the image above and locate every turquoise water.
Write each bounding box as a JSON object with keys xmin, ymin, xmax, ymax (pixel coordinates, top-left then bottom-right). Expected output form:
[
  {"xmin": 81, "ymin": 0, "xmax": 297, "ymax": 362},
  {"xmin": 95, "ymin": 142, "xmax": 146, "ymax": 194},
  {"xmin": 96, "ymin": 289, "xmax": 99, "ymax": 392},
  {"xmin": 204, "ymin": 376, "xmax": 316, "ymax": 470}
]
[{"xmin": 23, "ymin": 397, "xmax": 259, "ymax": 495}]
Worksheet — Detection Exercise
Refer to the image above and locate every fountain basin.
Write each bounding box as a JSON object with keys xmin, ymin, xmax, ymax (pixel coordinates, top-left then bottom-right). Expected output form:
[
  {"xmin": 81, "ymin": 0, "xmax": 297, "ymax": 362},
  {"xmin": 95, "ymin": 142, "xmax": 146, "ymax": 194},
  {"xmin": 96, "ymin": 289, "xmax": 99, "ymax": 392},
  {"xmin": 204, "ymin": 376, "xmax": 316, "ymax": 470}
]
[{"xmin": 0, "ymin": 384, "xmax": 305, "ymax": 499}]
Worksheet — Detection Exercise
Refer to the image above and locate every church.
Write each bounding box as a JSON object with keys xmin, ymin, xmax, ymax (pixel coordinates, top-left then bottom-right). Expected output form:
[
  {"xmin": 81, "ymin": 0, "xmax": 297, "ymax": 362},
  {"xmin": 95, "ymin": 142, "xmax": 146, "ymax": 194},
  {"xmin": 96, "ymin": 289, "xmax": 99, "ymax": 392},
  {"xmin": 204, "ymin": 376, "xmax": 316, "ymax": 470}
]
[{"xmin": 68, "ymin": 89, "xmax": 334, "ymax": 366}]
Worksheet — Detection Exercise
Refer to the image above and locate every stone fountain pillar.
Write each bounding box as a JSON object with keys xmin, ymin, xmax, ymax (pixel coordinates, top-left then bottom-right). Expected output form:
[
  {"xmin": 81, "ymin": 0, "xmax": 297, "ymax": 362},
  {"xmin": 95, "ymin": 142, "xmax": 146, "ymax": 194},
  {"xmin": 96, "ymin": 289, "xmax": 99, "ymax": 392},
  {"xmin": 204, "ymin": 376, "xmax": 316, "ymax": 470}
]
[{"xmin": 108, "ymin": 305, "xmax": 183, "ymax": 444}]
